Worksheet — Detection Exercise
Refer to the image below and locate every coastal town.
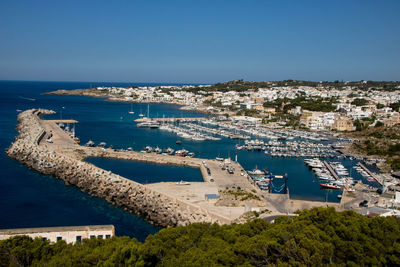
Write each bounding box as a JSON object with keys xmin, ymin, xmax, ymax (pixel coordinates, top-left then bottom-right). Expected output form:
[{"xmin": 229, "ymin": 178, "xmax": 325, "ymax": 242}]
[
  {"xmin": 55, "ymin": 80, "xmax": 400, "ymax": 132},
  {"xmin": 49, "ymin": 80, "xmax": 400, "ymax": 155}
]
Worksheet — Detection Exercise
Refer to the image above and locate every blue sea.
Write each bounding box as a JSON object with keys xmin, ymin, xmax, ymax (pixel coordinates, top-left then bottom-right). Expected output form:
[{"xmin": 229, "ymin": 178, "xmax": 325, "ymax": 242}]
[{"xmin": 0, "ymin": 80, "xmax": 379, "ymax": 241}]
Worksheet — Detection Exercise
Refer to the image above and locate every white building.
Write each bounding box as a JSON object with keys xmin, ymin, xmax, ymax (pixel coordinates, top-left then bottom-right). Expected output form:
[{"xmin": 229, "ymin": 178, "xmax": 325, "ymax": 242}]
[{"xmin": 0, "ymin": 225, "xmax": 115, "ymax": 244}]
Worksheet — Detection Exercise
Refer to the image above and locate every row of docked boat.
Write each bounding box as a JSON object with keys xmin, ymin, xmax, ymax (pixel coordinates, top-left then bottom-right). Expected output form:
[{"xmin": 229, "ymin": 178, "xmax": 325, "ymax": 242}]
[
  {"xmin": 158, "ymin": 123, "xmax": 221, "ymax": 141},
  {"xmin": 84, "ymin": 140, "xmax": 135, "ymax": 151},
  {"xmin": 353, "ymin": 165, "xmax": 375, "ymax": 182},
  {"xmin": 140, "ymin": 145, "xmax": 194, "ymax": 157},
  {"xmin": 247, "ymin": 167, "xmax": 270, "ymax": 191},
  {"xmin": 236, "ymin": 139, "xmax": 338, "ymax": 158},
  {"xmin": 305, "ymin": 158, "xmax": 334, "ymax": 181},
  {"xmin": 246, "ymin": 166, "xmax": 288, "ymax": 192},
  {"xmin": 140, "ymin": 146, "xmax": 173, "ymax": 154},
  {"xmin": 181, "ymin": 122, "xmax": 249, "ymax": 139},
  {"xmin": 304, "ymin": 158, "xmax": 356, "ymax": 190},
  {"xmin": 330, "ymin": 161, "xmax": 349, "ymax": 176},
  {"xmin": 168, "ymin": 119, "xmax": 345, "ymax": 150},
  {"xmin": 201, "ymin": 119, "xmax": 334, "ymax": 142}
]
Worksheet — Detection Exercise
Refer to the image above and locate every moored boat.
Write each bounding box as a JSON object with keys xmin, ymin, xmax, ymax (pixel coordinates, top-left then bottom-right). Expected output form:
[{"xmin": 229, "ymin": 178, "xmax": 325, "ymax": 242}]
[
  {"xmin": 85, "ymin": 140, "xmax": 95, "ymax": 147},
  {"xmin": 176, "ymin": 180, "xmax": 191, "ymax": 185},
  {"xmin": 248, "ymin": 166, "xmax": 264, "ymax": 177},
  {"xmin": 319, "ymin": 183, "xmax": 340, "ymax": 190}
]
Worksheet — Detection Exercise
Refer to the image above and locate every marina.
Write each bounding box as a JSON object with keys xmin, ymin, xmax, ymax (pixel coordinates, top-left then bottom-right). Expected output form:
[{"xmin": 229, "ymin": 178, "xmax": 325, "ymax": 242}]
[
  {"xmin": 9, "ymin": 107, "xmax": 362, "ymax": 231},
  {"xmin": 147, "ymin": 118, "xmax": 347, "ymax": 159},
  {"xmin": 1, "ymin": 81, "xmax": 392, "ymax": 240},
  {"xmin": 50, "ymin": 109, "xmax": 384, "ymax": 204}
]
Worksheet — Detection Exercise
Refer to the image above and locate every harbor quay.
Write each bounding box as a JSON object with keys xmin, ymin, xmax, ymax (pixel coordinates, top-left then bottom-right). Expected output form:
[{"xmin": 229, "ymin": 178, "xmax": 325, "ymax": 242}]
[{"xmin": 7, "ymin": 109, "xmax": 343, "ymax": 228}]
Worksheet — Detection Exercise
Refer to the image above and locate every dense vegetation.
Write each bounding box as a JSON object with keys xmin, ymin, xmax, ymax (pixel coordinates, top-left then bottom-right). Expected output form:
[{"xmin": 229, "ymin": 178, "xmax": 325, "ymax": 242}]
[
  {"xmin": 1, "ymin": 208, "xmax": 399, "ymax": 266},
  {"xmin": 390, "ymin": 101, "xmax": 400, "ymax": 112},
  {"xmin": 351, "ymin": 98, "xmax": 370, "ymax": 106},
  {"xmin": 349, "ymin": 124, "xmax": 400, "ymax": 170}
]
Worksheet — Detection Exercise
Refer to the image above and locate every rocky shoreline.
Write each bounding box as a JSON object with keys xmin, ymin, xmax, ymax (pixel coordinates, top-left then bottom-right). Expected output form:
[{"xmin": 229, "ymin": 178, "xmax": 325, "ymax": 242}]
[{"xmin": 6, "ymin": 109, "xmax": 229, "ymax": 227}]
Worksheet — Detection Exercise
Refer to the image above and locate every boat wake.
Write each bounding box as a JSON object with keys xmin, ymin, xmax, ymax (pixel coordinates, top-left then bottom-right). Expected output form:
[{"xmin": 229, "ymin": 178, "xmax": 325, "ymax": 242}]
[{"xmin": 18, "ymin": 96, "xmax": 36, "ymax": 101}]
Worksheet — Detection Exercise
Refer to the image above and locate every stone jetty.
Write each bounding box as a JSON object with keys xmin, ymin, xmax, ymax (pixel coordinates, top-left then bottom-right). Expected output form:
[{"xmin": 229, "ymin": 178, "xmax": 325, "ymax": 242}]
[{"xmin": 7, "ymin": 109, "xmax": 233, "ymax": 227}]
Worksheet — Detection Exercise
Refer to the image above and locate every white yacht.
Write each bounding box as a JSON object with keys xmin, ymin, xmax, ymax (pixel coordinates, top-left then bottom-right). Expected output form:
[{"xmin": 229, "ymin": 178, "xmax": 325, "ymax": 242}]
[{"xmin": 137, "ymin": 121, "xmax": 160, "ymax": 128}]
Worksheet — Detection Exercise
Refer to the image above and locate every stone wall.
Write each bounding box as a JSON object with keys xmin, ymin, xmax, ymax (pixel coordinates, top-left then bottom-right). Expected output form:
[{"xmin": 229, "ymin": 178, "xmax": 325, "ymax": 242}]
[{"xmin": 7, "ymin": 109, "xmax": 230, "ymax": 227}]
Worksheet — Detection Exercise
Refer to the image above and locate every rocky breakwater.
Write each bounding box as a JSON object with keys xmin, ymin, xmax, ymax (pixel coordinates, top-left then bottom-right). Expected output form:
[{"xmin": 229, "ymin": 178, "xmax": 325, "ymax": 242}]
[{"xmin": 7, "ymin": 109, "xmax": 229, "ymax": 227}]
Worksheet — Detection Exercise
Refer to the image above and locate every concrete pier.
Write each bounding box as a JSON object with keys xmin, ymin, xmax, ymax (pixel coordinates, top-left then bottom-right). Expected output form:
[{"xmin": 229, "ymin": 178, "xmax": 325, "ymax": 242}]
[
  {"xmin": 323, "ymin": 160, "xmax": 340, "ymax": 180},
  {"xmin": 358, "ymin": 162, "xmax": 384, "ymax": 186}
]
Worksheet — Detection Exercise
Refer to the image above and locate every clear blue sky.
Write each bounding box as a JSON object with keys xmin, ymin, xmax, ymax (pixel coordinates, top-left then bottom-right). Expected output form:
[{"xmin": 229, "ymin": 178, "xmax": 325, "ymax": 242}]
[{"xmin": 0, "ymin": 0, "xmax": 399, "ymax": 83}]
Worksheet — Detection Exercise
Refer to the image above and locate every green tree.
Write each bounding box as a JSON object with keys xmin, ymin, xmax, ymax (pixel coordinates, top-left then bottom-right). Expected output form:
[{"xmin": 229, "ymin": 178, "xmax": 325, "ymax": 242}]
[
  {"xmin": 1, "ymin": 208, "xmax": 400, "ymax": 266},
  {"xmin": 351, "ymin": 98, "xmax": 369, "ymax": 106}
]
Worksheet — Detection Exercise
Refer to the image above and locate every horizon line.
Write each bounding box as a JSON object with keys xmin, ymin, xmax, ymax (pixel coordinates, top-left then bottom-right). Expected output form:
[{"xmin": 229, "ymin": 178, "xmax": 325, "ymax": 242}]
[{"xmin": 0, "ymin": 78, "xmax": 399, "ymax": 85}]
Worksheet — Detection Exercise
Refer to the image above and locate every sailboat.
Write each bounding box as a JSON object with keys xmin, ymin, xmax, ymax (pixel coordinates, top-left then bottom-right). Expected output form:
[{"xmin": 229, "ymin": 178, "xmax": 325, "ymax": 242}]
[
  {"xmin": 138, "ymin": 106, "xmax": 144, "ymax": 117},
  {"xmin": 128, "ymin": 103, "xmax": 134, "ymax": 114},
  {"xmin": 136, "ymin": 104, "xmax": 160, "ymax": 128}
]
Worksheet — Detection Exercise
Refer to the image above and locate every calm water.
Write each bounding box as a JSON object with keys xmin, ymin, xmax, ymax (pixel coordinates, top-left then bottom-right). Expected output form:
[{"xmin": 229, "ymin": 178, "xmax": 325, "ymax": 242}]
[
  {"xmin": 0, "ymin": 80, "xmax": 379, "ymax": 240},
  {"xmin": 85, "ymin": 158, "xmax": 203, "ymax": 184}
]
